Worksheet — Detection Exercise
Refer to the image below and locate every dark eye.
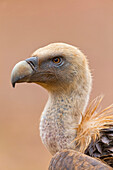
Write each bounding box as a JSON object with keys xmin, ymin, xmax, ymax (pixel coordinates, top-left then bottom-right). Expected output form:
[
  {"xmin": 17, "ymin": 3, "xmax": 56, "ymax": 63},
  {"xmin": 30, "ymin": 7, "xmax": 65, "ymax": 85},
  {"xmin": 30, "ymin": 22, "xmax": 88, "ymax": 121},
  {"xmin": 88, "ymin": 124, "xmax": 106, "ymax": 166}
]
[{"xmin": 52, "ymin": 57, "xmax": 61, "ymax": 64}]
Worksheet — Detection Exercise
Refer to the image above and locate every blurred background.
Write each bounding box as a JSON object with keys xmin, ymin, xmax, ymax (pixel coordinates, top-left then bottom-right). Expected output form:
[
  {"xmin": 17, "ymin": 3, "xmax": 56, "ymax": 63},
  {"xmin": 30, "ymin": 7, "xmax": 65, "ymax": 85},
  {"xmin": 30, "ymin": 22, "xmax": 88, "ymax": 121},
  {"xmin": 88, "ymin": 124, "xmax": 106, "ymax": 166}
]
[{"xmin": 0, "ymin": 0, "xmax": 113, "ymax": 169}]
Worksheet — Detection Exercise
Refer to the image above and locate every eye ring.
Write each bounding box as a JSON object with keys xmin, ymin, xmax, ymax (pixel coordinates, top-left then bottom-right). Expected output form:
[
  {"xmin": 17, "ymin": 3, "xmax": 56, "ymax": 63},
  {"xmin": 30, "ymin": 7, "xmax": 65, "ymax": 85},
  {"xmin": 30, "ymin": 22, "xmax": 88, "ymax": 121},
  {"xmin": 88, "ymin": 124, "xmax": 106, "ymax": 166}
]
[{"xmin": 52, "ymin": 57, "xmax": 61, "ymax": 64}]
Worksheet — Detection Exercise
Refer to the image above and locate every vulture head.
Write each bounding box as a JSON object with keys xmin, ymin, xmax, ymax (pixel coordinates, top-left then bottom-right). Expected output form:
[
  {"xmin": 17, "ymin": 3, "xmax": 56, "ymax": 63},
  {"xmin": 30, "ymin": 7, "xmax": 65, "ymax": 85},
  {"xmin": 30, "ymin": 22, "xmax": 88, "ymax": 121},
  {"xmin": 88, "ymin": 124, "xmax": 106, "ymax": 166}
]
[{"xmin": 11, "ymin": 43, "xmax": 92, "ymax": 94}]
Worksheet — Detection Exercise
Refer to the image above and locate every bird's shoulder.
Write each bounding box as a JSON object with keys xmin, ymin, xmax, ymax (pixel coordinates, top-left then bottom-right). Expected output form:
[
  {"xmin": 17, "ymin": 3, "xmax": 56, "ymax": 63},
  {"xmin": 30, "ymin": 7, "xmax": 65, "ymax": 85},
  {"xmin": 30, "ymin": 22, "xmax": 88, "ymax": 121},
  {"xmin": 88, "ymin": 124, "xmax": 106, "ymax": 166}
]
[{"xmin": 49, "ymin": 149, "xmax": 112, "ymax": 170}]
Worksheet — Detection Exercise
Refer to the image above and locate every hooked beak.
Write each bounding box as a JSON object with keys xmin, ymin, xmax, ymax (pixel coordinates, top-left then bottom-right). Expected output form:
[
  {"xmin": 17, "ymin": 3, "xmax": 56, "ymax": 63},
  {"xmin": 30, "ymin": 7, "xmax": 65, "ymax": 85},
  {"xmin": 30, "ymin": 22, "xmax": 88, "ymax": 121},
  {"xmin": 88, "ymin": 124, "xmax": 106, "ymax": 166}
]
[{"xmin": 11, "ymin": 57, "xmax": 38, "ymax": 88}]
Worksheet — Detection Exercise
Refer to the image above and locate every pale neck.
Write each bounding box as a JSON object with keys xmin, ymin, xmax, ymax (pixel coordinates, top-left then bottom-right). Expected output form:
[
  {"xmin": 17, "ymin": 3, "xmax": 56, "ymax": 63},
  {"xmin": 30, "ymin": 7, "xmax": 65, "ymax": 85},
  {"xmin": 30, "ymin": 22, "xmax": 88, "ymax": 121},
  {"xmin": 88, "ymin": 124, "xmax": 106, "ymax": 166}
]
[
  {"xmin": 48, "ymin": 85, "xmax": 90, "ymax": 125},
  {"xmin": 40, "ymin": 80, "xmax": 91, "ymax": 155}
]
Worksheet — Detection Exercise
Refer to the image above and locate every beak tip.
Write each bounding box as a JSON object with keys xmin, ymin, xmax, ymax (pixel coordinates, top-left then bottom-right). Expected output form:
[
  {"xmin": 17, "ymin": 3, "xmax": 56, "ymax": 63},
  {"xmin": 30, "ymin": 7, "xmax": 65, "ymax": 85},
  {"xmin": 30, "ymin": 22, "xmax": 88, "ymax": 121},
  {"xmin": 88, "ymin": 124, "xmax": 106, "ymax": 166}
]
[
  {"xmin": 11, "ymin": 77, "xmax": 16, "ymax": 88},
  {"xmin": 12, "ymin": 82, "xmax": 15, "ymax": 88}
]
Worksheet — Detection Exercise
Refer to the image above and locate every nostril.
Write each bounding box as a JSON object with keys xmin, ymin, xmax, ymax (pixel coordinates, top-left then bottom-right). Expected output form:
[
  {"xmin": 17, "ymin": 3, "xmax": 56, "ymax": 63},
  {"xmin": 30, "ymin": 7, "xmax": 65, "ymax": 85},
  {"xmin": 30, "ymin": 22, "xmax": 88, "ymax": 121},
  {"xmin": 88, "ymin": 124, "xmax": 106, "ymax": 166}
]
[
  {"xmin": 25, "ymin": 57, "xmax": 38, "ymax": 71},
  {"xmin": 27, "ymin": 60, "xmax": 36, "ymax": 69}
]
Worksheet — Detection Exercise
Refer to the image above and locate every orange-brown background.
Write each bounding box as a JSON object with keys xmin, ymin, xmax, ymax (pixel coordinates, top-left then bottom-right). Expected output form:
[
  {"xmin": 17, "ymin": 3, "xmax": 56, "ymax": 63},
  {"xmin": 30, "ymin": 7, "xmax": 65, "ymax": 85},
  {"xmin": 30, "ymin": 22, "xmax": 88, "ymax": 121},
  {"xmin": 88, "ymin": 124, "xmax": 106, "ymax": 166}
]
[{"xmin": 0, "ymin": 0, "xmax": 113, "ymax": 169}]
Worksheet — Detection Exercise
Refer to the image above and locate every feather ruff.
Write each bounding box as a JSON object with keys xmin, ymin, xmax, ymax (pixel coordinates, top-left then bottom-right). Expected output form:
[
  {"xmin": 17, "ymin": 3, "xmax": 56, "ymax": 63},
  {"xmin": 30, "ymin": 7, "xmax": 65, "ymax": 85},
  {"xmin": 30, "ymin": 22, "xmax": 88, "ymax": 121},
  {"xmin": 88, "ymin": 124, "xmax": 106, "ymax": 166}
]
[{"xmin": 74, "ymin": 96, "xmax": 113, "ymax": 153}]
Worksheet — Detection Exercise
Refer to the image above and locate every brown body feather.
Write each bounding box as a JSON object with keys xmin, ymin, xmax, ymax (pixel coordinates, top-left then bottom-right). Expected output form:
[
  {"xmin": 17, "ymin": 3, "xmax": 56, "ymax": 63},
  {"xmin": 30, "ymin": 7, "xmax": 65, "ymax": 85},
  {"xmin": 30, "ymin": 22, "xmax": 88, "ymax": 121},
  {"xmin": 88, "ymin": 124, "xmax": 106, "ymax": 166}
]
[
  {"xmin": 49, "ymin": 150, "xmax": 112, "ymax": 170},
  {"xmin": 85, "ymin": 127, "xmax": 113, "ymax": 167}
]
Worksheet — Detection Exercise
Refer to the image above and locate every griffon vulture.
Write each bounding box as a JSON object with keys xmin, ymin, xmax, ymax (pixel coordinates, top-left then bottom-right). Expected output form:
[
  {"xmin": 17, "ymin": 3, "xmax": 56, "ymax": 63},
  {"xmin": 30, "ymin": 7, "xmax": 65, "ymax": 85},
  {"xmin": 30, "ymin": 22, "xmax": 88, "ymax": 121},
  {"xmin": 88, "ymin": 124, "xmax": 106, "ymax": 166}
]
[{"xmin": 11, "ymin": 43, "xmax": 113, "ymax": 169}]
